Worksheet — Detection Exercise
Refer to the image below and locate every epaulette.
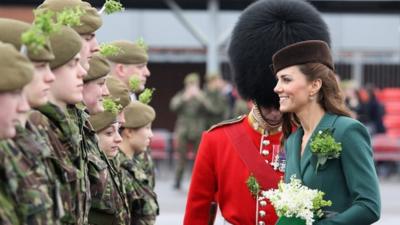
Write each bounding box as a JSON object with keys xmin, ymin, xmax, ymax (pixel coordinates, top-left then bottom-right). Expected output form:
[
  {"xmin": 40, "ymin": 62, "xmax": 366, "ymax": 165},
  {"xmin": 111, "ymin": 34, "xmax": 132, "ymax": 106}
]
[{"xmin": 208, "ymin": 114, "xmax": 246, "ymax": 132}]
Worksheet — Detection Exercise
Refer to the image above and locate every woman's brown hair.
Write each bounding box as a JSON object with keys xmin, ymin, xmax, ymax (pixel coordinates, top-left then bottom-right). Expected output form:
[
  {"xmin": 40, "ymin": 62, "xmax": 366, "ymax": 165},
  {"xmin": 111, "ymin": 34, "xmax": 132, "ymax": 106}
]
[{"xmin": 281, "ymin": 63, "xmax": 352, "ymax": 142}]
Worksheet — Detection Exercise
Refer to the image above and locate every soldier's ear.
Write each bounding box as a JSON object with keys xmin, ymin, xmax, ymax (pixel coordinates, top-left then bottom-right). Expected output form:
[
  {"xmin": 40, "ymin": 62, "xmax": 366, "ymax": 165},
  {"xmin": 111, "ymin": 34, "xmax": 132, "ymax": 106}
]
[{"xmin": 115, "ymin": 63, "xmax": 126, "ymax": 78}]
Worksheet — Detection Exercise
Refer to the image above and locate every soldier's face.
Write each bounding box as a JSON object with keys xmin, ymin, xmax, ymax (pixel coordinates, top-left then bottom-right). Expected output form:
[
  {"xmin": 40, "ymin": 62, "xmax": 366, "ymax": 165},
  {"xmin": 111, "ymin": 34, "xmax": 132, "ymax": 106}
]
[
  {"xmin": 50, "ymin": 54, "xmax": 86, "ymax": 105},
  {"xmin": 123, "ymin": 63, "xmax": 150, "ymax": 92},
  {"xmin": 128, "ymin": 123, "xmax": 153, "ymax": 153},
  {"xmin": 0, "ymin": 90, "xmax": 29, "ymax": 139},
  {"xmin": 80, "ymin": 33, "xmax": 100, "ymax": 71},
  {"xmin": 83, "ymin": 77, "xmax": 109, "ymax": 114},
  {"xmin": 98, "ymin": 123, "xmax": 122, "ymax": 158},
  {"xmin": 24, "ymin": 62, "xmax": 55, "ymax": 108}
]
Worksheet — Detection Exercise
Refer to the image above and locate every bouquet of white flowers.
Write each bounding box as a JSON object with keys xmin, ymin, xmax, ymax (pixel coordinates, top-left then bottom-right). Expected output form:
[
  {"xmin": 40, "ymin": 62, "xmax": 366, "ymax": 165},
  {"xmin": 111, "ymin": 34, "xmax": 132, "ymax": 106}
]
[{"xmin": 260, "ymin": 176, "xmax": 332, "ymax": 225}]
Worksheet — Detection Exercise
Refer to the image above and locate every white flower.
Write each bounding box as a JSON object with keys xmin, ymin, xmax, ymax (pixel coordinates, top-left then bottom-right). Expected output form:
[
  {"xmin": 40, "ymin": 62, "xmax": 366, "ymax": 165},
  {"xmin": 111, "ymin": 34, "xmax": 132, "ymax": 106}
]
[{"xmin": 259, "ymin": 175, "xmax": 331, "ymax": 225}]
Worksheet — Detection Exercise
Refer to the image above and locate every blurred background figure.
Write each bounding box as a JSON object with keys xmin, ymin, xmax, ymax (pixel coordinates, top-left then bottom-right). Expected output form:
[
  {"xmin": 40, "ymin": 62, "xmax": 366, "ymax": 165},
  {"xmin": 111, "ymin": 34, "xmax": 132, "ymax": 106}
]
[
  {"xmin": 169, "ymin": 72, "xmax": 211, "ymax": 189},
  {"xmin": 203, "ymin": 73, "xmax": 230, "ymax": 129}
]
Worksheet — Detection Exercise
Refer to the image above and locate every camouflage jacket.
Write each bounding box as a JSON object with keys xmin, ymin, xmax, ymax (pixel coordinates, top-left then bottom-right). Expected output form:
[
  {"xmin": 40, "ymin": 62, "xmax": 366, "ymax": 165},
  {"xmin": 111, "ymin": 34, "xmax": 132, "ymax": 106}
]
[
  {"xmin": 169, "ymin": 90, "xmax": 212, "ymax": 140},
  {"xmin": 31, "ymin": 103, "xmax": 89, "ymax": 225},
  {"xmin": 85, "ymin": 123, "xmax": 130, "ymax": 225},
  {"xmin": 0, "ymin": 121, "xmax": 63, "ymax": 225},
  {"xmin": 203, "ymin": 89, "xmax": 230, "ymax": 129},
  {"xmin": 0, "ymin": 183, "xmax": 19, "ymax": 225},
  {"xmin": 134, "ymin": 150, "xmax": 156, "ymax": 190},
  {"xmin": 118, "ymin": 152, "xmax": 159, "ymax": 225}
]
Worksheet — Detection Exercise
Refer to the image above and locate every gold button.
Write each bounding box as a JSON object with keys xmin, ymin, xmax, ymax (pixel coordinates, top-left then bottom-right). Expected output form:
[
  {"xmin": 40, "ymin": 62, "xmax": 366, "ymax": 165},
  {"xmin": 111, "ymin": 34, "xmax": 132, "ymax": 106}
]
[
  {"xmin": 260, "ymin": 200, "xmax": 267, "ymax": 206},
  {"xmin": 259, "ymin": 210, "xmax": 266, "ymax": 217},
  {"xmin": 259, "ymin": 221, "xmax": 265, "ymax": 225},
  {"xmin": 262, "ymin": 150, "xmax": 269, "ymax": 156},
  {"xmin": 262, "ymin": 140, "xmax": 270, "ymax": 145}
]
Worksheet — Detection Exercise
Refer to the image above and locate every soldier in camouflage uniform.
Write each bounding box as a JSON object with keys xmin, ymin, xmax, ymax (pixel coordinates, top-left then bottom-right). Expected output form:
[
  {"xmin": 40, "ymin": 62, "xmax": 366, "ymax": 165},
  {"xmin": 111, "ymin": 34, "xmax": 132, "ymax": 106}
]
[
  {"xmin": 119, "ymin": 102, "xmax": 159, "ymax": 225},
  {"xmin": 80, "ymin": 53, "xmax": 130, "ymax": 225},
  {"xmin": 170, "ymin": 73, "xmax": 214, "ymax": 189},
  {"xmin": 0, "ymin": 18, "xmax": 64, "ymax": 224},
  {"xmin": 106, "ymin": 40, "xmax": 157, "ymax": 191},
  {"xmin": 0, "ymin": 42, "xmax": 33, "ymax": 225},
  {"xmin": 203, "ymin": 74, "xmax": 230, "ymax": 129},
  {"xmin": 37, "ymin": 1, "xmax": 104, "ymax": 224},
  {"xmin": 29, "ymin": 26, "xmax": 90, "ymax": 225},
  {"xmin": 88, "ymin": 109, "xmax": 130, "ymax": 225}
]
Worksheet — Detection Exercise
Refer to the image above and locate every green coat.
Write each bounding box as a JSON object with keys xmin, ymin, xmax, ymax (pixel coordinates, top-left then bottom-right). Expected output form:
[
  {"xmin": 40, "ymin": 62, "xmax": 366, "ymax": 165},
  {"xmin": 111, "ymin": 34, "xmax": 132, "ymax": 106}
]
[{"xmin": 284, "ymin": 113, "xmax": 380, "ymax": 225}]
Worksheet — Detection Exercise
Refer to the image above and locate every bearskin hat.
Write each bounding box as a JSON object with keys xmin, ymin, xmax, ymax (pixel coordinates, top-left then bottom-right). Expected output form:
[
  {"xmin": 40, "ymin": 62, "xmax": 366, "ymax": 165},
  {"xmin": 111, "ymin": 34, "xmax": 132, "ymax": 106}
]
[{"xmin": 228, "ymin": 0, "xmax": 331, "ymax": 108}]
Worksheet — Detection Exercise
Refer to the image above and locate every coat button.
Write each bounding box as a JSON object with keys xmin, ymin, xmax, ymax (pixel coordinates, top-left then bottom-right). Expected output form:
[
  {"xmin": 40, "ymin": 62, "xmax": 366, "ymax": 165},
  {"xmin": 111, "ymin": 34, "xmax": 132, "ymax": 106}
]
[
  {"xmin": 262, "ymin": 140, "xmax": 270, "ymax": 145},
  {"xmin": 258, "ymin": 221, "xmax": 265, "ymax": 225},
  {"xmin": 259, "ymin": 210, "xmax": 266, "ymax": 217},
  {"xmin": 262, "ymin": 150, "xmax": 269, "ymax": 156},
  {"xmin": 260, "ymin": 200, "xmax": 267, "ymax": 206}
]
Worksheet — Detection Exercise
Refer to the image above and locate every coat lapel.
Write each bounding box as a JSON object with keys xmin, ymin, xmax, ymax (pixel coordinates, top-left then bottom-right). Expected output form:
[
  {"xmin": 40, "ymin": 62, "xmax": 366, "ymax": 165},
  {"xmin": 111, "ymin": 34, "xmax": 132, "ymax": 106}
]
[
  {"xmin": 287, "ymin": 128, "xmax": 303, "ymax": 180},
  {"xmin": 300, "ymin": 113, "xmax": 338, "ymax": 177}
]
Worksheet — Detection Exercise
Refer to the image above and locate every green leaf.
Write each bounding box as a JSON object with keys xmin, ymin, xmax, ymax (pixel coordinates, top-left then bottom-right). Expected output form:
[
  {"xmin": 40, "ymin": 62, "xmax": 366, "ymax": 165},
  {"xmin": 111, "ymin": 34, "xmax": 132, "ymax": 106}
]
[
  {"xmin": 55, "ymin": 6, "xmax": 84, "ymax": 28},
  {"xmin": 246, "ymin": 175, "xmax": 260, "ymax": 197},
  {"xmin": 138, "ymin": 88, "xmax": 155, "ymax": 105},
  {"xmin": 99, "ymin": 43, "xmax": 123, "ymax": 57},
  {"xmin": 135, "ymin": 37, "xmax": 148, "ymax": 51},
  {"xmin": 103, "ymin": 98, "xmax": 122, "ymax": 114},
  {"xmin": 102, "ymin": 0, "xmax": 125, "ymax": 15},
  {"xmin": 129, "ymin": 76, "xmax": 141, "ymax": 93}
]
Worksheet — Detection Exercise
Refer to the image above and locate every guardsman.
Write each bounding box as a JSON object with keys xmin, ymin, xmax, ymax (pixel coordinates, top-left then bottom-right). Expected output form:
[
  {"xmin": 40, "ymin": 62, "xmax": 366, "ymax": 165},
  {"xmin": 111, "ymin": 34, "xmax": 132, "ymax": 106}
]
[
  {"xmin": 118, "ymin": 102, "xmax": 159, "ymax": 225},
  {"xmin": 184, "ymin": 0, "xmax": 331, "ymax": 224},
  {"xmin": 170, "ymin": 73, "xmax": 213, "ymax": 189},
  {"xmin": 0, "ymin": 41, "xmax": 33, "ymax": 225},
  {"xmin": 0, "ymin": 18, "xmax": 63, "ymax": 224}
]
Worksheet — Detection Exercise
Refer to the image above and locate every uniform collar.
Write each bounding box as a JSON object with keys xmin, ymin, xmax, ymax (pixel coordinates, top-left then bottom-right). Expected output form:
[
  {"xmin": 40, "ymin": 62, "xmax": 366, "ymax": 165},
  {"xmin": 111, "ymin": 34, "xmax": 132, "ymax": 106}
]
[{"xmin": 248, "ymin": 106, "xmax": 282, "ymax": 135}]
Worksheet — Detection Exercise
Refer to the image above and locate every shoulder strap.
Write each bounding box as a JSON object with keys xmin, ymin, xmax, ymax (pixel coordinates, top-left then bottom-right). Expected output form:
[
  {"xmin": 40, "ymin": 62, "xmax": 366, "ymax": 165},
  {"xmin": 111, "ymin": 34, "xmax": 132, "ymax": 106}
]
[{"xmin": 224, "ymin": 122, "xmax": 281, "ymax": 190}]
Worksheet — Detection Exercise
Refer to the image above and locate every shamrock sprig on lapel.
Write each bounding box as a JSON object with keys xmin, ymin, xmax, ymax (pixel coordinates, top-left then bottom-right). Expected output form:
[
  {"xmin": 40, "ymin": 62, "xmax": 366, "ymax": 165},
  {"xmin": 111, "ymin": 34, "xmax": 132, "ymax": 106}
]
[
  {"xmin": 310, "ymin": 128, "xmax": 342, "ymax": 172},
  {"xmin": 246, "ymin": 174, "xmax": 260, "ymax": 198}
]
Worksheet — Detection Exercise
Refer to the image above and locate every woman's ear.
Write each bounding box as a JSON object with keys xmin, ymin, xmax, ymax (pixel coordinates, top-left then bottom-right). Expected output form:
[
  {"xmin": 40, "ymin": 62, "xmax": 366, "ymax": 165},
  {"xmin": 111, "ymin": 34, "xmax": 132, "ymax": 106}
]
[{"xmin": 310, "ymin": 78, "xmax": 322, "ymax": 97}]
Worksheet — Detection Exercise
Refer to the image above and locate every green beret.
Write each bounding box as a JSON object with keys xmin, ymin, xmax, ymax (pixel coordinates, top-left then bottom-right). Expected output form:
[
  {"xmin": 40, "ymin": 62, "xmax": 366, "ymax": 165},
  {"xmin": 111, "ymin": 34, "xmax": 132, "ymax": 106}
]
[
  {"xmin": 0, "ymin": 42, "xmax": 33, "ymax": 92},
  {"xmin": 37, "ymin": 0, "xmax": 102, "ymax": 35},
  {"xmin": 123, "ymin": 101, "xmax": 155, "ymax": 128},
  {"xmin": 89, "ymin": 111, "xmax": 117, "ymax": 132},
  {"xmin": 184, "ymin": 72, "xmax": 200, "ymax": 85},
  {"xmin": 106, "ymin": 40, "xmax": 148, "ymax": 65},
  {"xmin": 0, "ymin": 18, "xmax": 54, "ymax": 62},
  {"xmin": 106, "ymin": 76, "xmax": 130, "ymax": 108},
  {"xmin": 49, "ymin": 26, "xmax": 82, "ymax": 70},
  {"xmin": 84, "ymin": 53, "xmax": 110, "ymax": 82}
]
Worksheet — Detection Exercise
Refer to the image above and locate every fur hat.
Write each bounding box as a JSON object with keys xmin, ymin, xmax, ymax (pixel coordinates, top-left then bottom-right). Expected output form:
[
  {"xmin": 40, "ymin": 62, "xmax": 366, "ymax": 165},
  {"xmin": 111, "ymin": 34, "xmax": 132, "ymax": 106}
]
[
  {"xmin": 228, "ymin": 0, "xmax": 330, "ymax": 108},
  {"xmin": 272, "ymin": 40, "xmax": 333, "ymax": 74}
]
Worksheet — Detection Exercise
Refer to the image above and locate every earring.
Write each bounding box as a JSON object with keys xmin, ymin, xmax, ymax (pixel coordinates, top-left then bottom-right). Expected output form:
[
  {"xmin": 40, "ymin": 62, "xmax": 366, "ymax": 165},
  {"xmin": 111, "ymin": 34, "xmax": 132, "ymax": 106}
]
[{"xmin": 309, "ymin": 94, "xmax": 315, "ymax": 101}]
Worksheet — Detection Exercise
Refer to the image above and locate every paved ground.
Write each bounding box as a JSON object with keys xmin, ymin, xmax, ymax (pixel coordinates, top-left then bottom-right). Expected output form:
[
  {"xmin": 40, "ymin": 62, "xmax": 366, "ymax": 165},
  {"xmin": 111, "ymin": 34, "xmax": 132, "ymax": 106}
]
[{"xmin": 154, "ymin": 162, "xmax": 400, "ymax": 225}]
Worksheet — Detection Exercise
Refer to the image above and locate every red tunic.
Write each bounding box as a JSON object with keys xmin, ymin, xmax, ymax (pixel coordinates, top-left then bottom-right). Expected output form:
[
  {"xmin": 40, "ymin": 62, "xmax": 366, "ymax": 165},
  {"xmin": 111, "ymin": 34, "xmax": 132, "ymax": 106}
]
[{"xmin": 184, "ymin": 115, "xmax": 284, "ymax": 225}]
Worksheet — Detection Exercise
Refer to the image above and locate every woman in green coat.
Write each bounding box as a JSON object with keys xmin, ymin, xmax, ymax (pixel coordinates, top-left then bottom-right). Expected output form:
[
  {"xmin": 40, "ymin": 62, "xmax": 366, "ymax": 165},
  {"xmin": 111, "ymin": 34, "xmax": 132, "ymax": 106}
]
[{"xmin": 273, "ymin": 40, "xmax": 380, "ymax": 225}]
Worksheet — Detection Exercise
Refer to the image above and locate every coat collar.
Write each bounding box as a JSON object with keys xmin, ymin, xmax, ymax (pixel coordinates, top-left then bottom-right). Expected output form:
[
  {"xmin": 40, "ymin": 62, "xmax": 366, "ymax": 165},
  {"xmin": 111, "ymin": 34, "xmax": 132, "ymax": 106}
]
[{"xmin": 294, "ymin": 113, "xmax": 338, "ymax": 177}]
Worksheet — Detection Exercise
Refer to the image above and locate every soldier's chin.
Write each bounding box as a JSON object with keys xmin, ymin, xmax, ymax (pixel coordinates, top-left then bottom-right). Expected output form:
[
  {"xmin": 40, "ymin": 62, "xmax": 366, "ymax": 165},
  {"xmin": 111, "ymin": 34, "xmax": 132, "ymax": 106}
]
[{"xmin": 68, "ymin": 94, "xmax": 83, "ymax": 105}]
